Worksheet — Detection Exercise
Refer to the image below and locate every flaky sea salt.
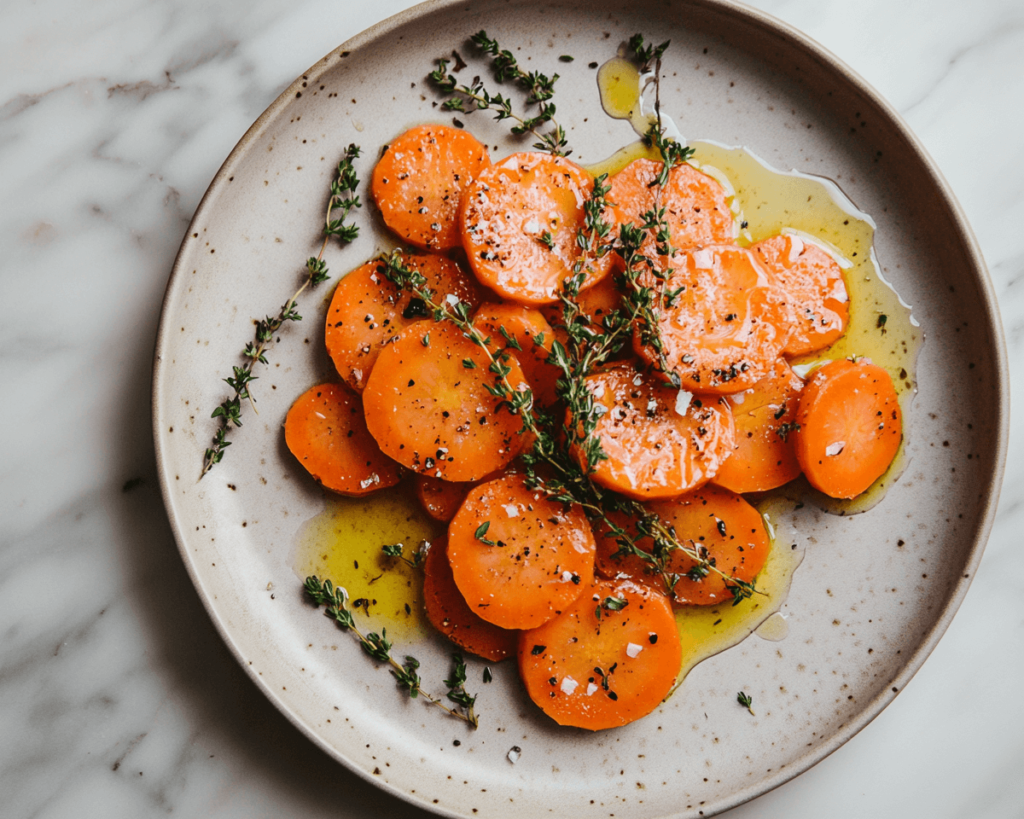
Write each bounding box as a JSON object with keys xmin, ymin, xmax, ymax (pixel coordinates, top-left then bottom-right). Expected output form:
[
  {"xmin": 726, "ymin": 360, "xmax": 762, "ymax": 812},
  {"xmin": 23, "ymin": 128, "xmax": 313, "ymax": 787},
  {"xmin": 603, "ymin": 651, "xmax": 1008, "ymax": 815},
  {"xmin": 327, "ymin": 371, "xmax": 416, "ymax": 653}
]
[
  {"xmin": 825, "ymin": 441, "xmax": 845, "ymax": 457},
  {"xmin": 560, "ymin": 676, "xmax": 579, "ymax": 695}
]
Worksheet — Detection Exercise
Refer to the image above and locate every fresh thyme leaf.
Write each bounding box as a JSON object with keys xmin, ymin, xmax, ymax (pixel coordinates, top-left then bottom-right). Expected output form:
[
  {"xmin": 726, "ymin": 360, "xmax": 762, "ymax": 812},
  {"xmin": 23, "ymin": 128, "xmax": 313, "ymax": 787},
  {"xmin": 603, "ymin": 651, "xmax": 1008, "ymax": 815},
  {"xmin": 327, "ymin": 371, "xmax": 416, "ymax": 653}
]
[
  {"xmin": 737, "ymin": 691, "xmax": 755, "ymax": 715},
  {"xmin": 201, "ymin": 144, "xmax": 362, "ymax": 478}
]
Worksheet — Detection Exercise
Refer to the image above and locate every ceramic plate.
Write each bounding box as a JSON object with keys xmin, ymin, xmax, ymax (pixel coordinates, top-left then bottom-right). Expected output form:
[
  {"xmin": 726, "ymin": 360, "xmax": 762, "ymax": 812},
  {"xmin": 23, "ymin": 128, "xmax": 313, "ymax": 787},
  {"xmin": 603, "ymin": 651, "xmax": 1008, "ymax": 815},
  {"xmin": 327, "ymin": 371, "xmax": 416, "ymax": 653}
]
[{"xmin": 153, "ymin": 1, "xmax": 1007, "ymax": 816}]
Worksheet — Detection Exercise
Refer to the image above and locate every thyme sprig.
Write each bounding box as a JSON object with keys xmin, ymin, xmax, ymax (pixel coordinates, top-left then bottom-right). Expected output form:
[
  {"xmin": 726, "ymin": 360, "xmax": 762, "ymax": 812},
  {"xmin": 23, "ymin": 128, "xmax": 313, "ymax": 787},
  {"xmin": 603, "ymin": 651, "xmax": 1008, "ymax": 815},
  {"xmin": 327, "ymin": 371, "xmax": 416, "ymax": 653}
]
[
  {"xmin": 628, "ymin": 33, "xmax": 670, "ymax": 74},
  {"xmin": 382, "ymin": 541, "xmax": 426, "ymax": 569},
  {"xmin": 201, "ymin": 145, "xmax": 362, "ymax": 477},
  {"xmin": 304, "ymin": 576, "xmax": 478, "ymax": 727},
  {"xmin": 429, "ymin": 31, "xmax": 568, "ymax": 155}
]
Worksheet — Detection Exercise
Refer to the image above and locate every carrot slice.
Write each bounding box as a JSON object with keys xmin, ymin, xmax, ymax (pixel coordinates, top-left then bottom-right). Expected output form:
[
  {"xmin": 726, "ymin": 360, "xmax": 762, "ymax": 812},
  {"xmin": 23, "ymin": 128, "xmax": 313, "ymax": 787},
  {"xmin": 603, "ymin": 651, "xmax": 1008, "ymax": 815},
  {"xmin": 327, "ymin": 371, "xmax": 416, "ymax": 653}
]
[
  {"xmin": 595, "ymin": 486, "xmax": 770, "ymax": 605},
  {"xmin": 324, "ymin": 254, "xmax": 484, "ymax": 392},
  {"xmin": 284, "ymin": 383, "xmax": 402, "ymax": 495},
  {"xmin": 472, "ymin": 302, "xmax": 560, "ymax": 406},
  {"xmin": 414, "ymin": 474, "xmax": 474, "ymax": 523},
  {"xmin": 423, "ymin": 537, "xmax": 519, "ymax": 662},
  {"xmin": 362, "ymin": 322, "xmax": 529, "ymax": 482},
  {"xmin": 751, "ymin": 234, "xmax": 849, "ymax": 356},
  {"xmin": 712, "ymin": 358, "xmax": 805, "ymax": 493},
  {"xmin": 447, "ymin": 474, "xmax": 596, "ymax": 630},
  {"xmin": 633, "ymin": 245, "xmax": 793, "ymax": 394},
  {"xmin": 371, "ymin": 124, "xmax": 490, "ymax": 251},
  {"xmin": 792, "ymin": 359, "xmax": 902, "ymax": 498},
  {"xmin": 608, "ymin": 157, "xmax": 735, "ymax": 261},
  {"xmin": 572, "ymin": 363, "xmax": 736, "ymax": 500},
  {"xmin": 517, "ymin": 578, "xmax": 681, "ymax": 730},
  {"xmin": 459, "ymin": 152, "xmax": 615, "ymax": 304}
]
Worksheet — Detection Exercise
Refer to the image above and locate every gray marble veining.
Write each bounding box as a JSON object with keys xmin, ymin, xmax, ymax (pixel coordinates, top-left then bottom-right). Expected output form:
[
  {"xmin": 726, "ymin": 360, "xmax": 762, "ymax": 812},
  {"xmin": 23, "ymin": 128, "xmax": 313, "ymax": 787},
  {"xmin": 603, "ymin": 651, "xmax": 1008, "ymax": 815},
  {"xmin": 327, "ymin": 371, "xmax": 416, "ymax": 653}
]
[{"xmin": 1, "ymin": 0, "xmax": 1021, "ymax": 816}]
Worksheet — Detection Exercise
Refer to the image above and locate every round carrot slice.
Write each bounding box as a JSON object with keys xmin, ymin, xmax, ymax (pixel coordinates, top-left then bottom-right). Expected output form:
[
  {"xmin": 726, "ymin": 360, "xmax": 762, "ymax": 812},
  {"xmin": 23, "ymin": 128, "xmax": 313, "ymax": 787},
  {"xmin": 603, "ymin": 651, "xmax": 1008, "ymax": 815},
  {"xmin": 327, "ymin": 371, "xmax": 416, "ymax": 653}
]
[
  {"xmin": 423, "ymin": 537, "xmax": 519, "ymax": 662},
  {"xmin": 517, "ymin": 578, "xmax": 681, "ymax": 730},
  {"xmin": 595, "ymin": 486, "xmax": 770, "ymax": 606},
  {"xmin": 633, "ymin": 245, "xmax": 793, "ymax": 394},
  {"xmin": 572, "ymin": 363, "xmax": 736, "ymax": 500},
  {"xmin": 459, "ymin": 152, "xmax": 615, "ymax": 304},
  {"xmin": 447, "ymin": 474, "xmax": 596, "ymax": 630},
  {"xmin": 608, "ymin": 157, "xmax": 735, "ymax": 260},
  {"xmin": 325, "ymin": 254, "xmax": 484, "ymax": 391},
  {"xmin": 362, "ymin": 322, "xmax": 529, "ymax": 482},
  {"xmin": 472, "ymin": 302, "xmax": 560, "ymax": 406},
  {"xmin": 284, "ymin": 382, "xmax": 401, "ymax": 495},
  {"xmin": 712, "ymin": 358, "xmax": 805, "ymax": 493},
  {"xmin": 371, "ymin": 124, "xmax": 490, "ymax": 250},
  {"xmin": 792, "ymin": 359, "xmax": 902, "ymax": 498},
  {"xmin": 751, "ymin": 234, "xmax": 849, "ymax": 356},
  {"xmin": 414, "ymin": 474, "xmax": 474, "ymax": 523}
]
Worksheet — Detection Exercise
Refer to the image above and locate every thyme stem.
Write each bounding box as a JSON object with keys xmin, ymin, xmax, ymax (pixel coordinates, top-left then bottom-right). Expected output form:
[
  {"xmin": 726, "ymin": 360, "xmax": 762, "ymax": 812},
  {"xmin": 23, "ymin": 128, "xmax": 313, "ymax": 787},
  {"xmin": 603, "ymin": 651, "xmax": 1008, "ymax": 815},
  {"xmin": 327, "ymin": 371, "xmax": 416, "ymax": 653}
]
[
  {"xmin": 200, "ymin": 144, "xmax": 362, "ymax": 477},
  {"xmin": 304, "ymin": 575, "xmax": 478, "ymax": 727}
]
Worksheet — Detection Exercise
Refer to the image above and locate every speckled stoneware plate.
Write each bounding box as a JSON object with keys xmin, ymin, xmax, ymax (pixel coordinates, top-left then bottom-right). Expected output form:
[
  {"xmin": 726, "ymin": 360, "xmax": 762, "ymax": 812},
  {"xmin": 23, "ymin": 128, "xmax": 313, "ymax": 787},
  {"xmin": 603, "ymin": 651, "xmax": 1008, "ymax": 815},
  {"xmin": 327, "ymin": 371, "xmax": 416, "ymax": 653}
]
[{"xmin": 153, "ymin": 1, "xmax": 1008, "ymax": 816}]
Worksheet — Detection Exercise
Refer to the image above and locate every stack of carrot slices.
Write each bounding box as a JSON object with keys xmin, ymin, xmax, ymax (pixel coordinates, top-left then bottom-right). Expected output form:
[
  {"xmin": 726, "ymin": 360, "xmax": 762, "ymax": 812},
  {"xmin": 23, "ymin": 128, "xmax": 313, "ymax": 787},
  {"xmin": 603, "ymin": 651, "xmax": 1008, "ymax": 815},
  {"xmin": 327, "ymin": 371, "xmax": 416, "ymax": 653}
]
[{"xmin": 284, "ymin": 123, "xmax": 904, "ymax": 731}]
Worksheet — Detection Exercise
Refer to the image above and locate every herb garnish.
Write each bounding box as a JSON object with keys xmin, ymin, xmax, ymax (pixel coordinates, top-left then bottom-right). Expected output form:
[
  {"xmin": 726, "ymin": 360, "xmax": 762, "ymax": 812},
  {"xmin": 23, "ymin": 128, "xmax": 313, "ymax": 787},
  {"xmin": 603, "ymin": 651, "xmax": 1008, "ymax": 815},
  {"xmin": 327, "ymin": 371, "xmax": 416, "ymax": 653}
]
[
  {"xmin": 201, "ymin": 145, "xmax": 362, "ymax": 477},
  {"xmin": 737, "ymin": 690, "xmax": 755, "ymax": 715},
  {"xmin": 429, "ymin": 31, "xmax": 569, "ymax": 155},
  {"xmin": 305, "ymin": 575, "xmax": 478, "ymax": 727}
]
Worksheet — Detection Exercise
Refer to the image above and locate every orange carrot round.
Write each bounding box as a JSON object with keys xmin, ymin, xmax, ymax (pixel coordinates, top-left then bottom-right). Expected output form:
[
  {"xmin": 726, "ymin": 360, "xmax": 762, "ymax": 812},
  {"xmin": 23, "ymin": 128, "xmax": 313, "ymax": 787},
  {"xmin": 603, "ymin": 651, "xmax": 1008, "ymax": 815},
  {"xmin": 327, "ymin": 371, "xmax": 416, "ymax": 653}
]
[
  {"xmin": 517, "ymin": 578, "xmax": 681, "ymax": 730},
  {"xmin": 792, "ymin": 358, "xmax": 902, "ymax": 498},
  {"xmin": 472, "ymin": 302, "xmax": 560, "ymax": 406},
  {"xmin": 572, "ymin": 363, "xmax": 736, "ymax": 500},
  {"xmin": 414, "ymin": 474, "xmax": 474, "ymax": 523},
  {"xmin": 751, "ymin": 234, "xmax": 849, "ymax": 357},
  {"xmin": 325, "ymin": 254, "xmax": 484, "ymax": 391},
  {"xmin": 633, "ymin": 245, "xmax": 794, "ymax": 394},
  {"xmin": 608, "ymin": 157, "xmax": 735, "ymax": 260},
  {"xmin": 423, "ymin": 537, "xmax": 519, "ymax": 662},
  {"xmin": 447, "ymin": 474, "xmax": 596, "ymax": 630},
  {"xmin": 459, "ymin": 152, "xmax": 615, "ymax": 304},
  {"xmin": 372, "ymin": 124, "xmax": 490, "ymax": 250},
  {"xmin": 362, "ymin": 322, "xmax": 529, "ymax": 482},
  {"xmin": 284, "ymin": 383, "xmax": 401, "ymax": 495},
  {"xmin": 595, "ymin": 485, "xmax": 770, "ymax": 605},
  {"xmin": 712, "ymin": 358, "xmax": 805, "ymax": 493}
]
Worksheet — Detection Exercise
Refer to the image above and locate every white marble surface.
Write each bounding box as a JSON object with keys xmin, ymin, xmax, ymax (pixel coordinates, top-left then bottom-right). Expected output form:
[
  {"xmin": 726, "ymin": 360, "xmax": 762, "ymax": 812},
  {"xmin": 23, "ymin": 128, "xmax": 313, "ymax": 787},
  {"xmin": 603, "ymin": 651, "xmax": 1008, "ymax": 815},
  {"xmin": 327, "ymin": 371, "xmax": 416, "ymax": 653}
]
[{"xmin": 1, "ymin": 0, "xmax": 1021, "ymax": 816}]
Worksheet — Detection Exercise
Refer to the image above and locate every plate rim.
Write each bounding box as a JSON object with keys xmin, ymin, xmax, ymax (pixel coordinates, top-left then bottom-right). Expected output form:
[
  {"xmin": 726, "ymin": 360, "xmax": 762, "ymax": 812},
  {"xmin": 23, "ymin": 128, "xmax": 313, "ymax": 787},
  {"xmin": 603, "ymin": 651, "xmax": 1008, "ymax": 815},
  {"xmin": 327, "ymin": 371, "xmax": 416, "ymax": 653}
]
[{"xmin": 151, "ymin": 0, "xmax": 1010, "ymax": 815}]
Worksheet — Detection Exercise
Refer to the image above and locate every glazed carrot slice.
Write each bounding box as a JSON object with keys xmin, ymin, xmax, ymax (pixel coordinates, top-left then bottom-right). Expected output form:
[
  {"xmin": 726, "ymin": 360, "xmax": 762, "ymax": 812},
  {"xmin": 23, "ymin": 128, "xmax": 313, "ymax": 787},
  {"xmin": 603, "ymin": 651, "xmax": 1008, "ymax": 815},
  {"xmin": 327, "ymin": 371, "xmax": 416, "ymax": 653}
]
[
  {"xmin": 712, "ymin": 358, "xmax": 805, "ymax": 493},
  {"xmin": 472, "ymin": 302, "xmax": 560, "ymax": 406},
  {"xmin": 608, "ymin": 157, "xmax": 735, "ymax": 261},
  {"xmin": 423, "ymin": 537, "xmax": 519, "ymax": 662},
  {"xmin": 517, "ymin": 578, "xmax": 681, "ymax": 730},
  {"xmin": 459, "ymin": 152, "xmax": 615, "ymax": 304},
  {"xmin": 325, "ymin": 254, "xmax": 484, "ymax": 392},
  {"xmin": 751, "ymin": 234, "xmax": 849, "ymax": 357},
  {"xmin": 595, "ymin": 485, "xmax": 770, "ymax": 606},
  {"xmin": 371, "ymin": 124, "xmax": 490, "ymax": 250},
  {"xmin": 792, "ymin": 358, "xmax": 902, "ymax": 498},
  {"xmin": 414, "ymin": 474, "xmax": 474, "ymax": 523},
  {"xmin": 572, "ymin": 363, "xmax": 736, "ymax": 500},
  {"xmin": 362, "ymin": 322, "xmax": 529, "ymax": 482},
  {"xmin": 447, "ymin": 474, "xmax": 596, "ymax": 630},
  {"xmin": 284, "ymin": 382, "xmax": 402, "ymax": 495},
  {"xmin": 633, "ymin": 245, "xmax": 793, "ymax": 394}
]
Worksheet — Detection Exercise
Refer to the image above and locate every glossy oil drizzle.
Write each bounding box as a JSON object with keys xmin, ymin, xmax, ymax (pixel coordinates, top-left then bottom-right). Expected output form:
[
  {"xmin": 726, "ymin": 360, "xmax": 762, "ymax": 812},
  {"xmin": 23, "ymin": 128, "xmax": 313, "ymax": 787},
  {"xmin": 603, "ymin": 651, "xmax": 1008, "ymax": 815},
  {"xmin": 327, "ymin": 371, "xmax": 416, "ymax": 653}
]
[{"xmin": 292, "ymin": 486, "xmax": 441, "ymax": 640}]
